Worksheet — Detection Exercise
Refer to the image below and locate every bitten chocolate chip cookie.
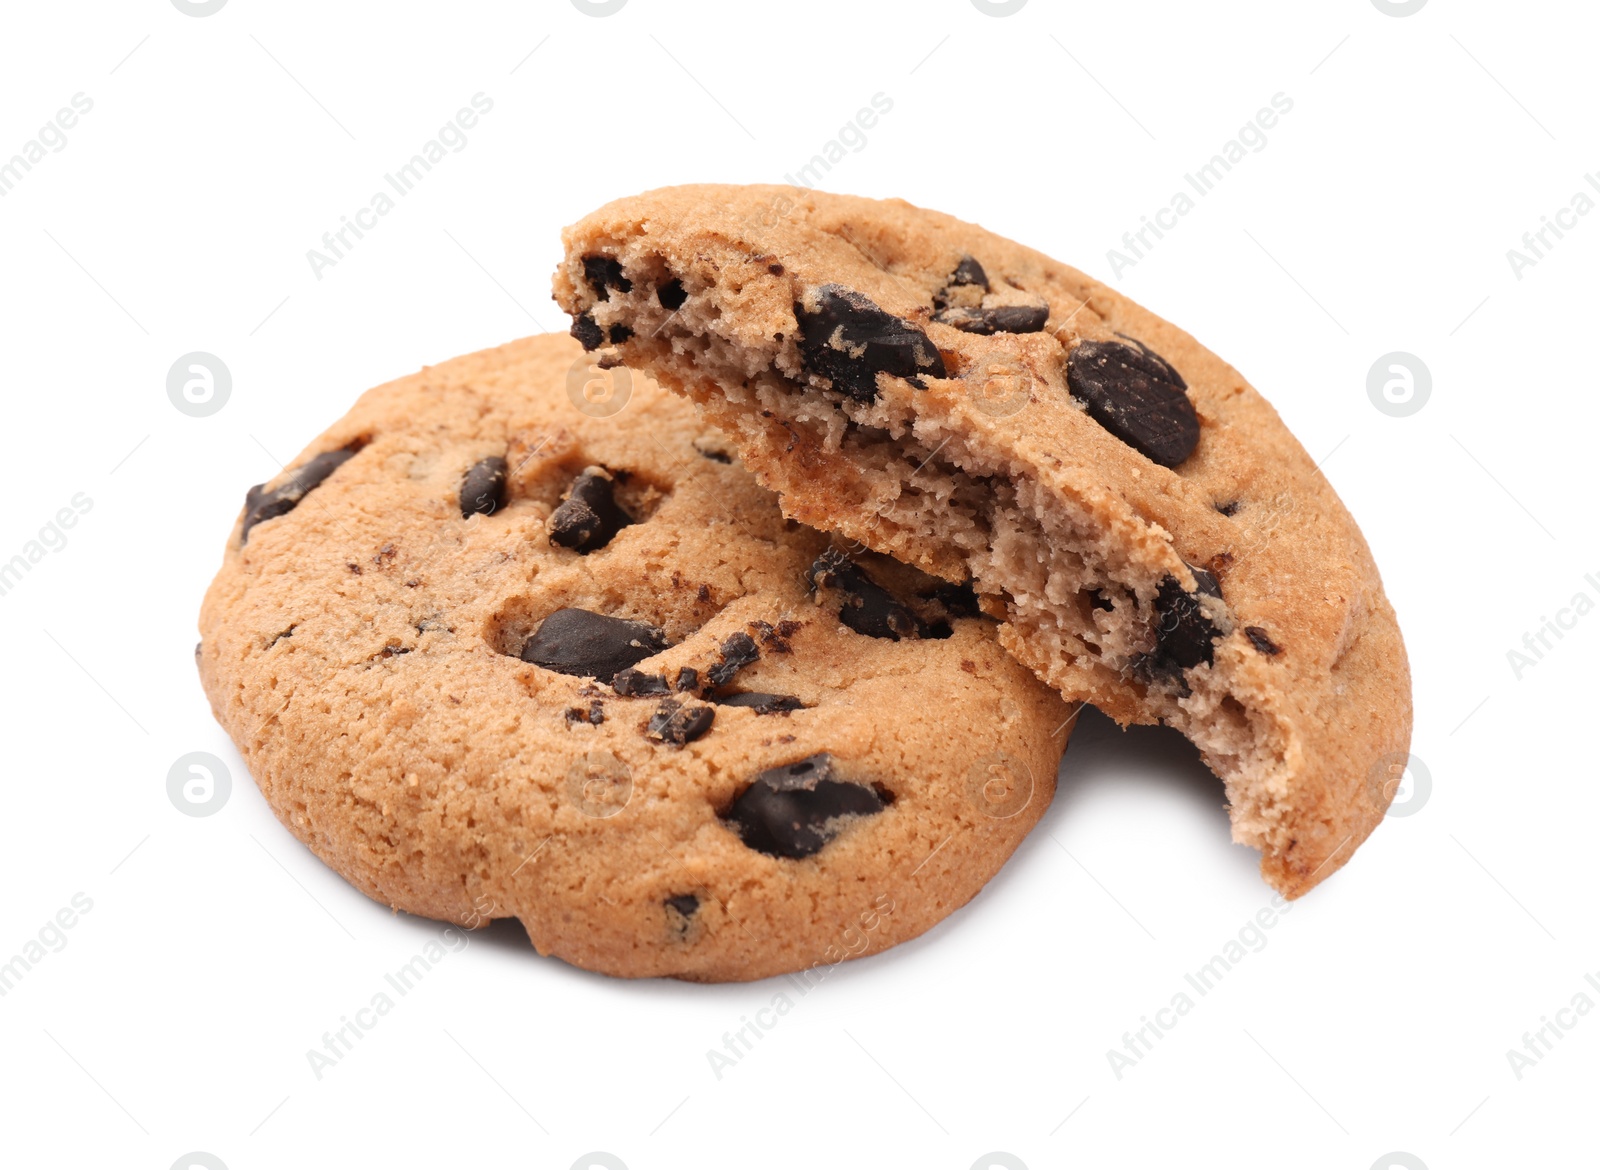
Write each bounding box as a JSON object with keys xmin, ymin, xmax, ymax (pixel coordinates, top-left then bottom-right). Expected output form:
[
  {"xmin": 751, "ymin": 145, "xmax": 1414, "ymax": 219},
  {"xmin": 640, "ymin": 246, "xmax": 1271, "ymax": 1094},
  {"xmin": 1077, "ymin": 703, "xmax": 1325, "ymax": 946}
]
[
  {"xmin": 553, "ymin": 185, "xmax": 1413, "ymax": 898},
  {"xmin": 197, "ymin": 333, "xmax": 1071, "ymax": 981}
]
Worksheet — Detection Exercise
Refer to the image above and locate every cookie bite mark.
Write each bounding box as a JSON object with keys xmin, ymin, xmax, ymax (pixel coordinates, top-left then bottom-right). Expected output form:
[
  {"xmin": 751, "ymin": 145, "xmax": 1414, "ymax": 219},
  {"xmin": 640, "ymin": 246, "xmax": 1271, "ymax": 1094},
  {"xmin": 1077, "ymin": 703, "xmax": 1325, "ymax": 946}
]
[
  {"xmin": 460, "ymin": 456, "xmax": 509, "ymax": 517},
  {"xmin": 519, "ymin": 608, "xmax": 671, "ymax": 684},
  {"xmin": 722, "ymin": 754, "xmax": 887, "ymax": 859}
]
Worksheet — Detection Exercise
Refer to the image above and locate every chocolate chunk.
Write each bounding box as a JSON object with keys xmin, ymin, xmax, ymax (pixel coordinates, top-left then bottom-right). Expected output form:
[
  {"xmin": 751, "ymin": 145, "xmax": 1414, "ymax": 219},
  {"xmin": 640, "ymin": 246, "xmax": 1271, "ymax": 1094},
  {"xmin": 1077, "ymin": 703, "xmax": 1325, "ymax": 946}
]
[
  {"xmin": 675, "ymin": 667, "xmax": 700, "ymax": 693},
  {"xmin": 807, "ymin": 548, "xmax": 919, "ymax": 641},
  {"xmin": 459, "ymin": 456, "xmax": 508, "ymax": 517},
  {"xmin": 565, "ymin": 701, "xmax": 605, "ymax": 726},
  {"xmin": 570, "ymin": 312, "xmax": 603, "ymax": 351},
  {"xmin": 934, "ymin": 304, "xmax": 1050, "ymax": 335},
  {"xmin": 1216, "ymin": 500, "xmax": 1241, "ymax": 517},
  {"xmin": 924, "ymin": 579, "xmax": 982, "ymax": 619},
  {"xmin": 948, "ymin": 256, "xmax": 989, "ymax": 290},
  {"xmin": 549, "ymin": 468, "xmax": 634, "ymax": 553},
  {"xmin": 1067, "ymin": 339, "xmax": 1200, "ymax": 468},
  {"xmin": 241, "ymin": 447, "xmax": 359, "ymax": 544},
  {"xmin": 582, "ymin": 255, "xmax": 632, "ymax": 299},
  {"xmin": 1154, "ymin": 564, "xmax": 1224, "ymax": 671},
  {"xmin": 612, "ymin": 669, "xmax": 670, "ymax": 697},
  {"xmin": 1245, "ymin": 626, "xmax": 1282, "ymax": 656},
  {"xmin": 753, "ymin": 619, "xmax": 802, "ymax": 653},
  {"xmin": 657, "ymin": 278, "xmax": 688, "ymax": 310},
  {"xmin": 664, "ymin": 893, "xmax": 699, "ymax": 917},
  {"xmin": 714, "ymin": 692, "xmax": 804, "ymax": 714},
  {"xmin": 723, "ymin": 754, "xmax": 885, "ymax": 859},
  {"xmin": 706, "ymin": 632, "xmax": 760, "ymax": 688},
  {"xmin": 647, "ymin": 698, "xmax": 715, "ymax": 746},
  {"xmin": 520, "ymin": 608, "xmax": 669, "ymax": 683},
  {"xmin": 795, "ymin": 285, "xmax": 947, "ymax": 403}
]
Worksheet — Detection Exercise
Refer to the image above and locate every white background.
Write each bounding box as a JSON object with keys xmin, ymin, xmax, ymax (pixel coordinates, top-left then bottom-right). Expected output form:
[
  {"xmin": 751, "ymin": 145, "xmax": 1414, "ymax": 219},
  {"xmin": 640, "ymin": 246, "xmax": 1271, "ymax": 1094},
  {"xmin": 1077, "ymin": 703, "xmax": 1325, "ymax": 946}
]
[{"xmin": 1, "ymin": 1, "xmax": 1595, "ymax": 1167}]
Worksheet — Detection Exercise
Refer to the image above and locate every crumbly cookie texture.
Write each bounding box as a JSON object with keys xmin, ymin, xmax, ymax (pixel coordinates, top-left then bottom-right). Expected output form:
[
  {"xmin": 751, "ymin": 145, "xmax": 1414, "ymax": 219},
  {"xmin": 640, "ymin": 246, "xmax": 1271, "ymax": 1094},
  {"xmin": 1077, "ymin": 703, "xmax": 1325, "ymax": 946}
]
[
  {"xmin": 197, "ymin": 332, "xmax": 1071, "ymax": 982},
  {"xmin": 553, "ymin": 185, "xmax": 1413, "ymax": 898}
]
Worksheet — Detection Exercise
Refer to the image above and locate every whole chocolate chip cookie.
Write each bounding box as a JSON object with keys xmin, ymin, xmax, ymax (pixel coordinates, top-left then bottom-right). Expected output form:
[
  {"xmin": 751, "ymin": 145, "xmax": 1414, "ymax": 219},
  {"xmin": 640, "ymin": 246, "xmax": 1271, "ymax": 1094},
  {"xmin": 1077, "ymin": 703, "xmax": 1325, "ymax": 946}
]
[
  {"xmin": 553, "ymin": 186, "xmax": 1413, "ymax": 899},
  {"xmin": 197, "ymin": 333, "xmax": 1072, "ymax": 981}
]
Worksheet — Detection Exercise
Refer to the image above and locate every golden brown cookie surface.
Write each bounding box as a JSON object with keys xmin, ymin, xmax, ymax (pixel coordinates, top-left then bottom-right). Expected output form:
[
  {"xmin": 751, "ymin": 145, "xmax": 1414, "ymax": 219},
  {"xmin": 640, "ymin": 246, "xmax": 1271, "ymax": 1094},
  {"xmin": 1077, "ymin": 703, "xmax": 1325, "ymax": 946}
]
[
  {"xmin": 554, "ymin": 185, "xmax": 1412, "ymax": 898},
  {"xmin": 197, "ymin": 332, "xmax": 1070, "ymax": 981}
]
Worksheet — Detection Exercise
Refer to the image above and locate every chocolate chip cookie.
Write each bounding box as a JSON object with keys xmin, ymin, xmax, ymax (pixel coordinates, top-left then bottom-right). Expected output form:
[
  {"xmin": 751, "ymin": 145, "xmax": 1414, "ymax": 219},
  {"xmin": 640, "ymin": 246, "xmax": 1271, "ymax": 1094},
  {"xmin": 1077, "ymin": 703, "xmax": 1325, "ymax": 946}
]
[
  {"xmin": 197, "ymin": 332, "xmax": 1072, "ymax": 981},
  {"xmin": 553, "ymin": 185, "xmax": 1413, "ymax": 898}
]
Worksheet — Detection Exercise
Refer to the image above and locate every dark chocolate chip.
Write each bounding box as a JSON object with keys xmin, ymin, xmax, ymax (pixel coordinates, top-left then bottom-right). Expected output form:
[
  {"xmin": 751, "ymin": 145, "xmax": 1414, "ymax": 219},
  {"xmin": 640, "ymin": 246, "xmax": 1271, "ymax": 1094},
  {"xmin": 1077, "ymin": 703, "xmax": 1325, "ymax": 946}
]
[
  {"xmin": 1245, "ymin": 626, "xmax": 1282, "ymax": 656},
  {"xmin": 948, "ymin": 256, "xmax": 989, "ymax": 290},
  {"xmin": 657, "ymin": 278, "xmax": 687, "ymax": 310},
  {"xmin": 675, "ymin": 667, "xmax": 700, "ymax": 693},
  {"xmin": 241, "ymin": 447, "xmax": 359, "ymax": 544},
  {"xmin": 768, "ymin": 263, "xmax": 785, "ymax": 276},
  {"xmin": 795, "ymin": 285, "xmax": 947, "ymax": 403},
  {"xmin": 520, "ymin": 608, "xmax": 669, "ymax": 683},
  {"xmin": 549, "ymin": 468, "xmax": 634, "ymax": 553},
  {"xmin": 713, "ymin": 692, "xmax": 805, "ymax": 714},
  {"xmin": 1067, "ymin": 339, "xmax": 1200, "ymax": 468},
  {"xmin": 664, "ymin": 893, "xmax": 700, "ymax": 917},
  {"xmin": 934, "ymin": 304, "xmax": 1050, "ymax": 335},
  {"xmin": 723, "ymin": 754, "xmax": 885, "ymax": 859},
  {"xmin": 570, "ymin": 312, "xmax": 603, "ymax": 351},
  {"xmin": 565, "ymin": 701, "xmax": 605, "ymax": 726},
  {"xmin": 924, "ymin": 579, "xmax": 982, "ymax": 619},
  {"xmin": 706, "ymin": 632, "xmax": 760, "ymax": 689},
  {"xmin": 1153, "ymin": 564, "xmax": 1224, "ymax": 671},
  {"xmin": 806, "ymin": 548, "xmax": 919, "ymax": 641},
  {"xmin": 459, "ymin": 456, "xmax": 508, "ymax": 517},
  {"xmin": 1216, "ymin": 500, "xmax": 1241, "ymax": 517},
  {"xmin": 582, "ymin": 254, "xmax": 632, "ymax": 298},
  {"xmin": 647, "ymin": 698, "xmax": 715, "ymax": 746},
  {"xmin": 612, "ymin": 669, "xmax": 670, "ymax": 697}
]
